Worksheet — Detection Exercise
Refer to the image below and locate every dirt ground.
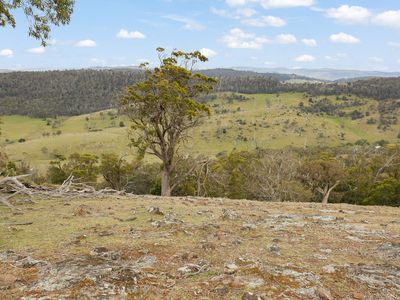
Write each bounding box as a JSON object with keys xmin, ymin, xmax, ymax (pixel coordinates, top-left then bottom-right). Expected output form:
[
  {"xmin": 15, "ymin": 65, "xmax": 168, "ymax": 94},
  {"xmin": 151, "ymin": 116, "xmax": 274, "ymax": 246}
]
[{"xmin": 0, "ymin": 195, "xmax": 399, "ymax": 299}]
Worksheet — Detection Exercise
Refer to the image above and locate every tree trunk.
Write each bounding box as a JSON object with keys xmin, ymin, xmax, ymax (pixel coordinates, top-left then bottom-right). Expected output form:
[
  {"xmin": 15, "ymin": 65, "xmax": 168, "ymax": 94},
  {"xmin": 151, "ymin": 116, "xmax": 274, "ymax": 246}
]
[
  {"xmin": 161, "ymin": 165, "xmax": 171, "ymax": 196},
  {"xmin": 321, "ymin": 181, "xmax": 340, "ymax": 204}
]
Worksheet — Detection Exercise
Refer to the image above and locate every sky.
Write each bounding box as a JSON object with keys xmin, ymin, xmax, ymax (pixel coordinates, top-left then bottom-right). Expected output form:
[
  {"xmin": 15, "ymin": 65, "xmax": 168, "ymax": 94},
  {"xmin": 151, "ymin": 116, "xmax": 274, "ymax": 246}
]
[{"xmin": 1, "ymin": 0, "xmax": 400, "ymax": 71}]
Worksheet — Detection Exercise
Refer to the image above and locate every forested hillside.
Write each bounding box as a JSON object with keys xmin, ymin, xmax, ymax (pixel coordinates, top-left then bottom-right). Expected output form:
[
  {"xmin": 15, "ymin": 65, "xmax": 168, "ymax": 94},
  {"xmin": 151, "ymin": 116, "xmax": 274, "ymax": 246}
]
[{"xmin": 1, "ymin": 69, "xmax": 400, "ymax": 117}]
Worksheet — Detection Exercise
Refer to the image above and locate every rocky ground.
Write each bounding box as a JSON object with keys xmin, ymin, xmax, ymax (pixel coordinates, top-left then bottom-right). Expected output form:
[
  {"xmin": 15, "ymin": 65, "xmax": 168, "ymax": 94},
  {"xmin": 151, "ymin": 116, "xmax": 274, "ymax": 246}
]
[{"xmin": 0, "ymin": 195, "xmax": 399, "ymax": 299}]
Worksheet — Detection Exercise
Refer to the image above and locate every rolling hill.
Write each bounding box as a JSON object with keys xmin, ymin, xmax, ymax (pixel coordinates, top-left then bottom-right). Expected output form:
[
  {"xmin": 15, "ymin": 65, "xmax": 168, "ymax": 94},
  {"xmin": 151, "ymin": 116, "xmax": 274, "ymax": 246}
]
[{"xmin": 1, "ymin": 92, "xmax": 399, "ymax": 169}]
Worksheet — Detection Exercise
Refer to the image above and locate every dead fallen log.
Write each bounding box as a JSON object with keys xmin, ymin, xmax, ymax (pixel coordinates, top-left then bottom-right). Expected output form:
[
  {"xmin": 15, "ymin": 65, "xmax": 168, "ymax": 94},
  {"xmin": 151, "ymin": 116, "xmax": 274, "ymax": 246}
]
[{"xmin": 0, "ymin": 174, "xmax": 133, "ymax": 207}]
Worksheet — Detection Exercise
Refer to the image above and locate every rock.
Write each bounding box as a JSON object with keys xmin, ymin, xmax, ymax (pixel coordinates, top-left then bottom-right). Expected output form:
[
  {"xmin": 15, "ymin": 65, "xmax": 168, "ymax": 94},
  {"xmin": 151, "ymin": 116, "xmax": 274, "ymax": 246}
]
[
  {"xmin": 178, "ymin": 264, "xmax": 202, "ymax": 275},
  {"xmin": 98, "ymin": 230, "xmax": 114, "ymax": 237},
  {"xmin": 178, "ymin": 260, "xmax": 209, "ymax": 276},
  {"xmin": 90, "ymin": 247, "xmax": 121, "ymax": 260},
  {"xmin": 147, "ymin": 207, "xmax": 163, "ymax": 215},
  {"xmin": 151, "ymin": 218, "xmax": 183, "ymax": 228},
  {"xmin": 242, "ymin": 223, "xmax": 257, "ymax": 230},
  {"xmin": 132, "ymin": 255, "xmax": 156, "ymax": 270},
  {"xmin": 224, "ymin": 262, "xmax": 238, "ymax": 274},
  {"xmin": 322, "ymin": 265, "xmax": 336, "ymax": 274},
  {"xmin": 317, "ymin": 287, "xmax": 333, "ymax": 300},
  {"xmin": 309, "ymin": 215, "xmax": 337, "ymax": 222},
  {"xmin": 242, "ymin": 292, "xmax": 263, "ymax": 300},
  {"xmin": 269, "ymin": 244, "xmax": 280, "ymax": 253},
  {"xmin": 221, "ymin": 209, "xmax": 240, "ymax": 220},
  {"xmin": 15, "ymin": 256, "xmax": 43, "ymax": 268},
  {"xmin": 236, "ymin": 276, "xmax": 265, "ymax": 288}
]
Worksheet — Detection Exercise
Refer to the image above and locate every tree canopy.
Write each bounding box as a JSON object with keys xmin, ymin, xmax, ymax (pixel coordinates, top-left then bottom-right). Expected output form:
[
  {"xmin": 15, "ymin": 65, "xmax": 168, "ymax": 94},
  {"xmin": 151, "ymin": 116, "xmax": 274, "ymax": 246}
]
[
  {"xmin": 0, "ymin": 0, "xmax": 74, "ymax": 45},
  {"xmin": 120, "ymin": 48, "xmax": 217, "ymax": 196}
]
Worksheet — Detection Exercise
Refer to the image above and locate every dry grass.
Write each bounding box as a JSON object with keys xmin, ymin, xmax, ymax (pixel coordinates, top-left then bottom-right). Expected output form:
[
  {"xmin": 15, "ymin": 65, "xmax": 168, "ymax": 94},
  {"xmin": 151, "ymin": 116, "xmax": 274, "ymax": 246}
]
[{"xmin": 0, "ymin": 195, "xmax": 399, "ymax": 299}]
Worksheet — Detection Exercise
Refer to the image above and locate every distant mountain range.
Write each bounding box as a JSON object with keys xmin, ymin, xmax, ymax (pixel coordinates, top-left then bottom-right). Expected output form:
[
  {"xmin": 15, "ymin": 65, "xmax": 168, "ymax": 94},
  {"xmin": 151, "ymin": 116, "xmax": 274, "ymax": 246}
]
[
  {"xmin": 1, "ymin": 66, "xmax": 400, "ymax": 82},
  {"xmin": 233, "ymin": 67, "xmax": 400, "ymax": 81}
]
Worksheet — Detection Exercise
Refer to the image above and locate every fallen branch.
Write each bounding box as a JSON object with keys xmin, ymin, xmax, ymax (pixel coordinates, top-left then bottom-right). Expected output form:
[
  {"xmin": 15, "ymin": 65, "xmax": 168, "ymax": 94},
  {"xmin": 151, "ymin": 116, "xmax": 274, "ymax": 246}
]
[{"xmin": 0, "ymin": 174, "xmax": 132, "ymax": 207}]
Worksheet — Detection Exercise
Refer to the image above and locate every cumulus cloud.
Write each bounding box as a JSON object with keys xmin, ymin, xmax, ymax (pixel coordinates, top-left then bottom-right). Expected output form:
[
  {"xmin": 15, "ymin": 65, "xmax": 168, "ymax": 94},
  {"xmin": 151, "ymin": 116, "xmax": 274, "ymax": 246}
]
[
  {"xmin": 116, "ymin": 29, "xmax": 146, "ymax": 39},
  {"xmin": 301, "ymin": 38, "xmax": 317, "ymax": 47},
  {"xmin": 241, "ymin": 16, "xmax": 286, "ymax": 27},
  {"xmin": 221, "ymin": 28, "xmax": 269, "ymax": 49},
  {"xmin": 226, "ymin": 0, "xmax": 247, "ymax": 6},
  {"xmin": 165, "ymin": 15, "xmax": 205, "ymax": 31},
  {"xmin": 237, "ymin": 8, "xmax": 257, "ymax": 17},
  {"xmin": 294, "ymin": 54, "xmax": 316, "ymax": 62},
  {"xmin": 210, "ymin": 7, "xmax": 232, "ymax": 18},
  {"xmin": 276, "ymin": 33, "xmax": 297, "ymax": 44},
  {"xmin": 373, "ymin": 10, "xmax": 400, "ymax": 28},
  {"xmin": 226, "ymin": 0, "xmax": 315, "ymax": 8},
  {"xmin": 326, "ymin": 5, "xmax": 371, "ymax": 24},
  {"xmin": 27, "ymin": 46, "xmax": 46, "ymax": 54},
  {"xmin": 200, "ymin": 48, "xmax": 218, "ymax": 58},
  {"xmin": 260, "ymin": 0, "xmax": 314, "ymax": 9},
  {"xmin": 0, "ymin": 49, "xmax": 13, "ymax": 57},
  {"xmin": 75, "ymin": 40, "xmax": 97, "ymax": 47},
  {"xmin": 330, "ymin": 32, "xmax": 360, "ymax": 44}
]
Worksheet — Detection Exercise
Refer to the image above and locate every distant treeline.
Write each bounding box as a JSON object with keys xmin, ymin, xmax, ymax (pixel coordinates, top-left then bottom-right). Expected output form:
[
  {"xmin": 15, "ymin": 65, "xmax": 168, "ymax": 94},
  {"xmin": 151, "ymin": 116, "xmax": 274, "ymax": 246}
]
[{"xmin": 1, "ymin": 68, "xmax": 400, "ymax": 117}]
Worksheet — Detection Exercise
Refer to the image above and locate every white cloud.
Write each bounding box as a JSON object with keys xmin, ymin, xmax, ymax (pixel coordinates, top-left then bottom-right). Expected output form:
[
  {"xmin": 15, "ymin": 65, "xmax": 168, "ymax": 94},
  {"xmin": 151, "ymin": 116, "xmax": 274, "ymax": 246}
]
[
  {"xmin": 75, "ymin": 40, "xmax": 97, "ymax": 47},
  {"xmin": 325, "ymin": 53, "xmax": 347, "ymax": 61},
  {"xmin": 225, "ymin": 0, "xmax": 314, "ymax": 8},
  {"xmin": 226, "ymin": 0, "xmax": 247, "ymax": 6},
  {"xmin": 116, "ymin": 29, "xmax": 146, "ymax": 39},
  {"xmin": 0, "ymin": 49, "xmax": 13, "ymax": 57},
  {"xmin": 325, "ymin": 55, "xmax": 336, "ymax": 61},
  {"xmin": 210, "ymin": 7, "xmax": 232, "ymax": 18},
  {"xmin": 260, "ymin": 0, "xmax": 314, "ymax": 9},
  {"xmin": 294, "ymin": 54, "xmax": 316, "ymax": 62},
  {"xmin": 165, "ymin": 15, "xmax": 205, "ymax": 31},
  {"xmin": 237, "ymin": 8, "xmax": 257, "ymax": 17},
  {"xmin": 330, "ymin": 32, "xmax": 360, "ymax": 44},
  {"xmin": 369, "ymin": 56, "xmax": 383, "ymax": 62},
  {"xmin": 27, "ymin": 46, "xmax": 46, "ymax": 54},
  {"xmin": 326, "ymin": 5, "xmax": 371, "ymax": 24},
  {"xmin": 276, "ymin": 33, "xmax": 297, "ymax": 44},
  {"xmin": 242, "ymin": 15, "xmax": 286, "ymax": 27},
  {"xmin": 373, "ymin": 10, "xmax": 400, "ymax": 28},
  {"xmin": 200, "ymin": 48, "xmax": 218, "ymax": 58},
  {"xmin": 221, "ymin": 28, "xmax": 269, "ymax": 49},
  {"xmin": 301, "ymin": 38, "xmax": 317, "ymax": 47}
]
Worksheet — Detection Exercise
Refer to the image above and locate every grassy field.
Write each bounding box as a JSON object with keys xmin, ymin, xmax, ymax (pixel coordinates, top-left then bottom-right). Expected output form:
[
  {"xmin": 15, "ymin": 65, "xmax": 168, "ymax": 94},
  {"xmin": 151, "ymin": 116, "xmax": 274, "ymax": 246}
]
[
  {"xmin": 0, "ymin": 195, "xmax": 399, "ymax": 299},
  {"xmin": 1, "ymin": 92, "xmax": 399, "ymax": 170}
]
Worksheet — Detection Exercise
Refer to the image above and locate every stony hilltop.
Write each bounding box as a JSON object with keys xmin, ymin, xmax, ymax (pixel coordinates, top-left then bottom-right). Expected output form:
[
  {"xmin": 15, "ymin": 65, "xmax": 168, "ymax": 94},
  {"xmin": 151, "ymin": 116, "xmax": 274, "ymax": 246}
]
[{"xmin": 0, "ymin": 195, "xmax": 399, "ymax": 299}]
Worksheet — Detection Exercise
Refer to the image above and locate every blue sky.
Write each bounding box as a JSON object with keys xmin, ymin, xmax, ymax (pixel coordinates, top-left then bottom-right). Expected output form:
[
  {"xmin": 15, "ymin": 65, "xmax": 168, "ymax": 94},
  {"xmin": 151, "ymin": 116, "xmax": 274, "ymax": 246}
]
[{"xmin": 1, "ymin": 0, "xmax": 400, "ymax": 71}]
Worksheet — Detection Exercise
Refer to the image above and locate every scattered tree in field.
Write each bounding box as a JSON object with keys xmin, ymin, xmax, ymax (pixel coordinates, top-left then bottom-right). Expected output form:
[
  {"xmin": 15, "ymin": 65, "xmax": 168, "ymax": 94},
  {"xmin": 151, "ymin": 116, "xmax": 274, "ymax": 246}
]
[
  {"xmin": 120, "ymin": 48, "xmax": 216, "ymax": 196},
  {"xmin": 0, "ymin": 0, "xmax": 74, "ymax": 45},
  {"xmin": 99, "ymin": 153, "xmax": 140, "ymax": 191},
  {"xmin": 299, "ymin": 153, "xmax": 346, "ymax": 204}
]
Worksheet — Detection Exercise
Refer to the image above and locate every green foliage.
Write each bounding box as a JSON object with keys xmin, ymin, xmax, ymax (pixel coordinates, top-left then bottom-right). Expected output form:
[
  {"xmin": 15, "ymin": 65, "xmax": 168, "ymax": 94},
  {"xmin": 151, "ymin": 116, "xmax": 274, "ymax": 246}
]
[
  {"xmin": 67, "ymin": 153, "xmax": 99, "ymax": 183},
  {"xmin": 120, "ymin": 48, "xmax": 216, "ymax": 195},
  {"xmin": 0, "ymin": 0, "xmax": 74, "ymax": 45},
  {"xmin": 47, "ymin": 154, "xmax": 67, "ymax": 184},
  {"xmin": 47, "ymin": 153, "xmax": 99, "ymax": 184},
  {"xmin": 99, "ymin": 153, "xmax": 138, "ymax": 190},
  {"xmin": 363, "ymin": 178, "xmax": 400, "ymax": 206}
]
